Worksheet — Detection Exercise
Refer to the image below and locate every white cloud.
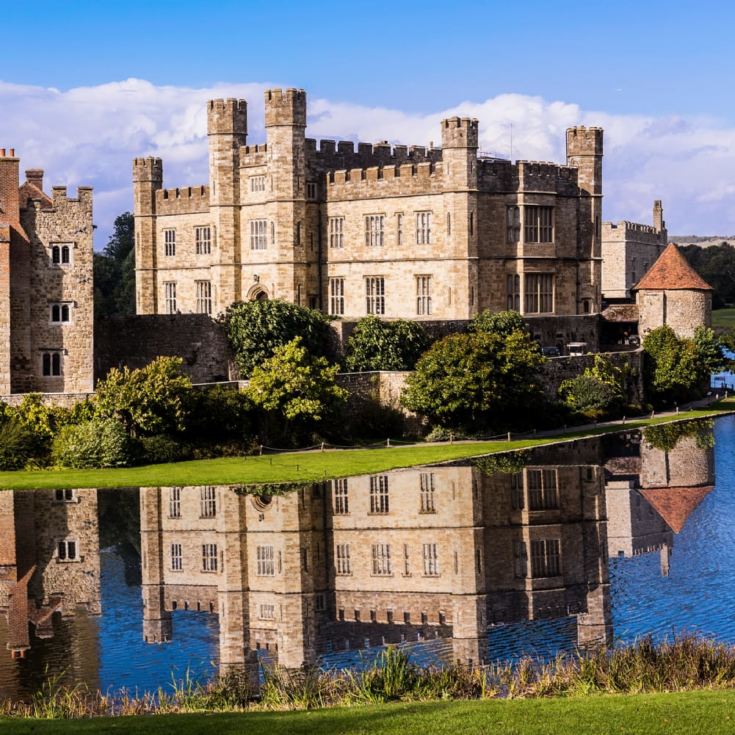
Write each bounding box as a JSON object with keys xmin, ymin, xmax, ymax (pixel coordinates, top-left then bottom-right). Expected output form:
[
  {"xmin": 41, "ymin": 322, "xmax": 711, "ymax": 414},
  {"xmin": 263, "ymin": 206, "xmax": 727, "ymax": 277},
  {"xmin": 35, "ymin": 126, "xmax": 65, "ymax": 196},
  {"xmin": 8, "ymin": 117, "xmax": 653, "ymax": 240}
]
[{"xmin": 1, "ymin": 77, "xmax": 733, "ymax": 244}]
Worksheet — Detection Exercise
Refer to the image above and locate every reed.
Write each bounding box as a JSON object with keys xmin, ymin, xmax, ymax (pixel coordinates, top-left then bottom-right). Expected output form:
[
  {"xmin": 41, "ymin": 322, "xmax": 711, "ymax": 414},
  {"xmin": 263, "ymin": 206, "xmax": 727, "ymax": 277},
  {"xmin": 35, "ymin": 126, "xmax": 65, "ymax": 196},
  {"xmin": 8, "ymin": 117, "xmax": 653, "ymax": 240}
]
[{"xmin": 4, "ymin": 636, "xmax": 735, "ymax": 720}]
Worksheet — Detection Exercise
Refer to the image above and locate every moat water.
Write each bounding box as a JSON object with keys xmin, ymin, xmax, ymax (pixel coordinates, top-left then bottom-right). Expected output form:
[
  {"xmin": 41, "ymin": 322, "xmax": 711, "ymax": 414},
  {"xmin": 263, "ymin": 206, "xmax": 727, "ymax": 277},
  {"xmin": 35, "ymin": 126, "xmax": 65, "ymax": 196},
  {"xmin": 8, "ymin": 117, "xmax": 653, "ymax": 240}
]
[{"xmin": 0, "ymin": 415, "xmax": 733, "ymax": 701}]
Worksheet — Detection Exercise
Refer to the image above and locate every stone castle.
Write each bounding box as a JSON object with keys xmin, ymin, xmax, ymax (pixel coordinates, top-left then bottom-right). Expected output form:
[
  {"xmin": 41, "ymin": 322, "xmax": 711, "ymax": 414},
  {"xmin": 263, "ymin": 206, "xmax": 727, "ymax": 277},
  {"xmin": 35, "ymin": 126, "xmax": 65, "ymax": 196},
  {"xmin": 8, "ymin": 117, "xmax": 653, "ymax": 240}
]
[
  {"xmin": 133, "ymin": 89, "xmax": 603, "ymax": 340},
  {"xmin": 0, "ymin": 149, "xmax": 94, "ymax": 395},
  {"xmin": 0, "ymin": 88, "xmax": 715, "ymax": 397}
]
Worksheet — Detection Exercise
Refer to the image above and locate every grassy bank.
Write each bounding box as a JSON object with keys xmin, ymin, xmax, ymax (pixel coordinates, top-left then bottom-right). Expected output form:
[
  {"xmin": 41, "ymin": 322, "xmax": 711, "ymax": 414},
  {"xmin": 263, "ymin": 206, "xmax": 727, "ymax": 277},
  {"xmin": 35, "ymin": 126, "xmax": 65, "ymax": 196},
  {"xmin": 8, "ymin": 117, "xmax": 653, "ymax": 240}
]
[
  {"xmin": 2, "ymin": 691, "xmax": 735, "ymax": 735},
  {"xmin": 0, "ymin": 399, "xmax": 732, "ymax": 490},
  {"xmin": 713, "ymin": 307, "xmax": 735, "ymax": 328}
]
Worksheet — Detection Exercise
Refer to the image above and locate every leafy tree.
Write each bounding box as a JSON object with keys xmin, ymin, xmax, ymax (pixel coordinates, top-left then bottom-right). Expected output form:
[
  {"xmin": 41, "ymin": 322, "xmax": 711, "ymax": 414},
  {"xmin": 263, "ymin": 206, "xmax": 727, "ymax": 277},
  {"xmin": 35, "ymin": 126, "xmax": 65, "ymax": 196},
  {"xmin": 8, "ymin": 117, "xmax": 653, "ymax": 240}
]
[
  {"xmin": 344, "ymin": 317, "xmax": 431, "ymax": 371},
  {"xmin": 643, "ymin": 418, "xmax": 715, "ymax": 452},
  {"xmin": 246, "ymin": 337, "xmax": 347, "ymax": 440},
  {"xmin": 643, "ymin": 325, "xmax": 727, "ymax": 406},
  {"xmin": 401, "ymin": 329, "xmax": 545, "ymax": 431},
  {"xmin": 185, "ymin": 385, "xmax": 254, "ymax": 443},
  {"xmin": 0, "ymin": 419, "xmax": 39, "ymax": 470},
  {"xmin": 681, "ymin": 243, "xmax": 735, "ymax": 308},
  {"xmin": 470, "ymin": 309, "xmax": 529, "ymax": 338},
  {"xmin": 94, "ymin": 212, "xmax": 135, "ymax": 320},
  {"xmin": 52, "ymin": 418, "xmax": 133, "ymax": 469},
  {"xmin": 223, "ymin": 299, "xmax": 336, "ymax": 377},
  {"xmin": 559, "ymin": 354, "xmax": 627, "ymax": 419},
  {"xmin": 95, "ymin": 357, "xmax": 192, "ymax": 436}
]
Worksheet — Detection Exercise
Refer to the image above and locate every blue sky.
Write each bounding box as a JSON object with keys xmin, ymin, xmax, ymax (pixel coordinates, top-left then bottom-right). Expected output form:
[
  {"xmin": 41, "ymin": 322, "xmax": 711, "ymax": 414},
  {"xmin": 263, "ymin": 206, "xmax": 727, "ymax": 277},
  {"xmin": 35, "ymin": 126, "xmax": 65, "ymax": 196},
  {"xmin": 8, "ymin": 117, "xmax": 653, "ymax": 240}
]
[{"xmin": 1, "ymin": 0, "xmax": 733, "ymax": 242}]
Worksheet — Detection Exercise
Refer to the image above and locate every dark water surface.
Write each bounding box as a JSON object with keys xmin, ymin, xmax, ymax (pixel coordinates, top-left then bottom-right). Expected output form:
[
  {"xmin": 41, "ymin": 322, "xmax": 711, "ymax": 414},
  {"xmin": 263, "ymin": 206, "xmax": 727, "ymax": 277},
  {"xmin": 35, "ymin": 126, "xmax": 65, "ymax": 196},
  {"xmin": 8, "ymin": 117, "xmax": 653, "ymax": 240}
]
[{"xmin": 0, "ymin": 415, "xmax": 730, "ymax": 700}]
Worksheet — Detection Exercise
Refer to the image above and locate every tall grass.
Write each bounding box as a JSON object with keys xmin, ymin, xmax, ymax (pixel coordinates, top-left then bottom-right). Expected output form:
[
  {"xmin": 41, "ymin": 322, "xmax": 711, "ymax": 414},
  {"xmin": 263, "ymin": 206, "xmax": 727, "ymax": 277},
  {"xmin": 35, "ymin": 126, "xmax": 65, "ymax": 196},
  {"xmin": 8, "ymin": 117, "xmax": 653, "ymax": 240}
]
[{"xmin": 4, "ymin": 636, "xmax": 735, "ymax": 720}]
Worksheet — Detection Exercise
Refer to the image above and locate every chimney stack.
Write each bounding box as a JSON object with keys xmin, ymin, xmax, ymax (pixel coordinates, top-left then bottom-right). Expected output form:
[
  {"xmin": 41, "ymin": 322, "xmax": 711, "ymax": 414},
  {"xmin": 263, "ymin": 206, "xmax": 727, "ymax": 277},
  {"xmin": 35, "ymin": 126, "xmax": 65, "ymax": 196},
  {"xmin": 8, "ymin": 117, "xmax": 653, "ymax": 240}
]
[
  {"xmin": 0, "ymin": 147, "xmax": 20, "ymax": 221},
  {"xmin": 25, "ymin": 169, "xmax": 44, "ymax": 193}
]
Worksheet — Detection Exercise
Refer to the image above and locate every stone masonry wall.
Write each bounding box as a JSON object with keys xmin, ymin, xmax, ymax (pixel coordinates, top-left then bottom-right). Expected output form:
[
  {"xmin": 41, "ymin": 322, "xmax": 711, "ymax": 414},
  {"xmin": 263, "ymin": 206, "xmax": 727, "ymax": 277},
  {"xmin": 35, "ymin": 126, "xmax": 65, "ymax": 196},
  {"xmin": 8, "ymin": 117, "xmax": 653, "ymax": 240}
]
[{"xmin": 94, "ymin": 314, "xmax": 233, "ymax": 383}]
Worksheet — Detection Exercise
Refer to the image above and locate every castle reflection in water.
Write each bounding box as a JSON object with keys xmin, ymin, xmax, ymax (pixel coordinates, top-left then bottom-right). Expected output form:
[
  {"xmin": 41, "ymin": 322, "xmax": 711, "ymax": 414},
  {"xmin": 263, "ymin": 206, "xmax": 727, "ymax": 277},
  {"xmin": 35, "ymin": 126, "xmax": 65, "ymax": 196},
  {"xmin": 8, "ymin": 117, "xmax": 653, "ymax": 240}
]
[{"xmin": 0, "ymin": 420, "xmax": 717, "ymax": 695}]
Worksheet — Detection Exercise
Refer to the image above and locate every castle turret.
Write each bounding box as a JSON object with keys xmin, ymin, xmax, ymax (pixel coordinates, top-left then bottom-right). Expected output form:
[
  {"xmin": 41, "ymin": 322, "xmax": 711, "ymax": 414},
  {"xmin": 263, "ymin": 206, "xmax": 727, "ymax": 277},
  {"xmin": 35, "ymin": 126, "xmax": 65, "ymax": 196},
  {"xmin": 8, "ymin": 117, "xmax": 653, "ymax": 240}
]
[
  {"xmin": 634, "ymin": 243, "xmax": 712, "ymax": 338},
  {"xmin": 264, "ymin": 89, "xmax": 309, "ymax": 305},
  {"xmin": 133, "ymin": 157, "xmax": 163, "ymax": 314},
  {"xmin": 441, "ymin": 118, "xmax": 480, "ymax": 316},
  {"xmin": 653, "ymin": 200, "xmax": 665, "ymax": 233},
  {"xmin": 441, "ymin": 117, "xmax": 479, "ymax": 190},
  {"xmin": 566, "ymin": 127, "xmax": 603, "ymax": 314},
  {"xmin": 208, "ymin": 99, "xmax": 247, "ymax": 309}
]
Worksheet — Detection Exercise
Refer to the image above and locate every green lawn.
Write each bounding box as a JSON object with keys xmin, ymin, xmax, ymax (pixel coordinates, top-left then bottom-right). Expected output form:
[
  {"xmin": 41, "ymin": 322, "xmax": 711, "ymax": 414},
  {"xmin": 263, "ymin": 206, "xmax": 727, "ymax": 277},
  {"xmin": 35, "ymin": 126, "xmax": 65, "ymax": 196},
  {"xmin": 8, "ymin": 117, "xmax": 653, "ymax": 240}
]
[
  {"xmin": 0, "ymin": 401, "xmax": 732, "ymax": 491},
  {"xmin": 3, "ymin": 690, "xmax": 735, "ymax": 734},
  {"xmin": 713, "ymin": 308, "xmax": 735, "ymax": 328}
]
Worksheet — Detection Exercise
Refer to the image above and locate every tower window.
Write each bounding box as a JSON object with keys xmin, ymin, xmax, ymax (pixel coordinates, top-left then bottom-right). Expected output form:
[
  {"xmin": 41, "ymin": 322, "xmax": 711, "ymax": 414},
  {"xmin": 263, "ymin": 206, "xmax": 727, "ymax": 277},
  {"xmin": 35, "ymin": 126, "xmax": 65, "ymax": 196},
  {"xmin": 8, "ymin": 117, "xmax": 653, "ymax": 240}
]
[
  {"xmin": 195, "ymin": 226, "xmax": 212, "ymax": 255},
  {"xmin": 41, "ymin": 351, "xmax": 62, "ymax": 377},
  {"xmin": 50, "ymin": 303, "xmax": 71, "ymax": 324}
]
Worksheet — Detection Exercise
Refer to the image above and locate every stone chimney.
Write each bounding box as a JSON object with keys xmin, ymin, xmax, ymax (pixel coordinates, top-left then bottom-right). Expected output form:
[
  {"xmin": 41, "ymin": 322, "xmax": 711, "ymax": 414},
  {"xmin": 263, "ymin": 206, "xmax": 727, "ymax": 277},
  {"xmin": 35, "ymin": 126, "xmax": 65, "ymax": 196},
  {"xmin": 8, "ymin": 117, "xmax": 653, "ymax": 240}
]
[
  {"xmin": 25, "ymin": 169, "xmax": 44, "ymax": 193},
  {"xmin": 0, "ymin": 148, "xmax": 20, "ymax": 222}
]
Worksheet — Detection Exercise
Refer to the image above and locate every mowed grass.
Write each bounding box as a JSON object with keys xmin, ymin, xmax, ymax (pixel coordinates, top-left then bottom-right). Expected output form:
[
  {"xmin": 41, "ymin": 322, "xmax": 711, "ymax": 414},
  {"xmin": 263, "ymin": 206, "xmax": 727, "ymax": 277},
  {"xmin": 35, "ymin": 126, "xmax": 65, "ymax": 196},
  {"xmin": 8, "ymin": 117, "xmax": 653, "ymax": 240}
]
[
  {"xmin": 713, "ymin": 307, "xmax": 735, "ymax": 328},
  {"xmin": 0, "ymin": 400, "xmax": 733, "ymax": 491},
  {"xmin": 4, "ymin": 690, "xmax": 735, "ymax": 735}
]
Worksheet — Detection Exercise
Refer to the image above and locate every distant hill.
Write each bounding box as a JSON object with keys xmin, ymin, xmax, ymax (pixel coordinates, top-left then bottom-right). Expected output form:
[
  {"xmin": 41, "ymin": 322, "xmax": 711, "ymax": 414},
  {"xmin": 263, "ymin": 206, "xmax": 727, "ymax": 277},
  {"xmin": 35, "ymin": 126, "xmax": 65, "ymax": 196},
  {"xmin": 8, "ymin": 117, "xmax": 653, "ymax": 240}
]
[{"xmin": 671, "ymin": 236, "xmax": 735, "ymax": 248}]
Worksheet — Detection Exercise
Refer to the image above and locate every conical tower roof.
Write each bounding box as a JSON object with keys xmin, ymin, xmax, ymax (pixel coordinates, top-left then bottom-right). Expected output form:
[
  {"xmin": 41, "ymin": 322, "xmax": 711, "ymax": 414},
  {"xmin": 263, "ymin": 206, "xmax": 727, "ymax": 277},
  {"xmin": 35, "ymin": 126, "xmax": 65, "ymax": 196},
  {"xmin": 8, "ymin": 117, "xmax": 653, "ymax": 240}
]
[
  {"xmin": 640, "ymin": 486, "xmax": 714, "ymax": 533},
  {"xmin": 634, "ymin": 243, "xmax": 712, "ymax": 291}
]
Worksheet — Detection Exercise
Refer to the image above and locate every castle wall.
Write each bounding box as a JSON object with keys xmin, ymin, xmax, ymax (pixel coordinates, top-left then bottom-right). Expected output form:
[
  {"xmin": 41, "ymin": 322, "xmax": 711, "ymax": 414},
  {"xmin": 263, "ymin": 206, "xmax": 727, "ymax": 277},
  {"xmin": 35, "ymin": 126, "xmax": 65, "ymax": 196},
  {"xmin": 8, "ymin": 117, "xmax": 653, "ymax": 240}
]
[
  {"xmin": 602, "ymin": 219, "xmax": 666, "ymax": 301},
  {"xmin": 94, "ymin": 314, "xmax": 233, "ymax": 383},
  {"xmin": 20, "ymin": 188, "xmax": 95, "ymax": 393},
  {"xmin": 637, "ymin": 289, "xmax": 711, "ymax": 339},
  {"xmin": 133, "ymin": 90, "xmax": 603, "ymax": 325}
]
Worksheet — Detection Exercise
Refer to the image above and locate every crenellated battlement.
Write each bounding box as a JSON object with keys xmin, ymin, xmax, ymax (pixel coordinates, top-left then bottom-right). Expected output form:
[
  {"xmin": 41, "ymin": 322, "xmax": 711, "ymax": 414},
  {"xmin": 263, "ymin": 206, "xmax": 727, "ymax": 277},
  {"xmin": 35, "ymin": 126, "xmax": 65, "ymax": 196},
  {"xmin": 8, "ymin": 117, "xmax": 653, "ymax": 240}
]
[
  {"xmin": 326, "ymin": 161, "xmax": 444, "ymax": 200},
  {"xmin": 155, "ymin": 185, "xmax": 210, "ymax": 215},
  {"xmin": 264, "ymin": 88, "xmax": 306, "ymax": 127},
  {"xmin": 310, "ymin": 138, "xmax": 441, "ymax": 172},
  {"xmin": 133, "ymin": 157, "xmax": 163, "ymax": 182},
  {"xmin": 441, "ymin": 117, "xmax": 479, "ymax": 149},
  {"xmin": 566, "ymin": 126, "xmax": 604, "ymax": 156},
  {"xmin": 207, "ymin": 98, "xmax": 247, "ymax": 137},
  {"xmin": 239, "ymin": 144, "xmax": 268, "ymax": 168},
  {"xmin": 50, "ymin": 185, "xmax": 93, "ymax": 206},
  {"xmin": 606, "ymin": 220, "xmax": 660, "ymax": 235}
]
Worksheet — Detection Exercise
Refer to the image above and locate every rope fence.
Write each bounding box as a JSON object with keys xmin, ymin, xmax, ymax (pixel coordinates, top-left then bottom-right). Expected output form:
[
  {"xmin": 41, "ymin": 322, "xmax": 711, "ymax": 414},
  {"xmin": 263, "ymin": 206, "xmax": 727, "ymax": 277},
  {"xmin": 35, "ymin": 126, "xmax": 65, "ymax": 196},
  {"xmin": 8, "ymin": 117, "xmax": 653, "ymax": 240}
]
[{"xmin": 247, "ymin": 390, "xmax": 730, "ymax": 462}]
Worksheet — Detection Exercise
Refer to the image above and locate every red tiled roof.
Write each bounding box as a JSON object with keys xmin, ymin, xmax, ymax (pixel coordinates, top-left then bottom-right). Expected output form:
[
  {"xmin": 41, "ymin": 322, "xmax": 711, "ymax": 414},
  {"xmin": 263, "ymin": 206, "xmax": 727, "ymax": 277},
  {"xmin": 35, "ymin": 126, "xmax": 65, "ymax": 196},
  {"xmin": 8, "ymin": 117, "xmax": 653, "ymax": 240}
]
[
  {"xmin": 19, "ymin": 181, "xmax": 52, "ymax": 209},
  {"xmin": 640, "ymin": 485, "xmax": 714, "ymax": 533},
  {"xmin": 634, "ymin": 243, "xmax": 712, "ymax": 291}
]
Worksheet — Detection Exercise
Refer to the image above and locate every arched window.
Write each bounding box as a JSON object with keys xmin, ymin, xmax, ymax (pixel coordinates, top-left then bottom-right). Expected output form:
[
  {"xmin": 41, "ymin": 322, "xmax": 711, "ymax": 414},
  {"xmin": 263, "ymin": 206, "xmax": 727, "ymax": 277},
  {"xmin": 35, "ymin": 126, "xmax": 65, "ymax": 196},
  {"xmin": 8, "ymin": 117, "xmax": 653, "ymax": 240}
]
[
  {"xmin": 51, "ymin": 246, "xmax": 60, "ymax": 264},
  {"xmin": 61, "ymin": 245, "xmax": 70, "ymax": 264}
]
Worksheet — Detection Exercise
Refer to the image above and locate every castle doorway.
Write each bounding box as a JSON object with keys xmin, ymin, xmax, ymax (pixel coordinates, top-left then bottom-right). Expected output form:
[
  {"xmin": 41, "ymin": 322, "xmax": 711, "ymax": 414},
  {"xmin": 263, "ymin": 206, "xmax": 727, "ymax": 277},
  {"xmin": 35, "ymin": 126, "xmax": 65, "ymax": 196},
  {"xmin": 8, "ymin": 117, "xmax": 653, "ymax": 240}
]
[{"xmin": 247, "ymin": 284, "xmax": 269, "ymax": 301}]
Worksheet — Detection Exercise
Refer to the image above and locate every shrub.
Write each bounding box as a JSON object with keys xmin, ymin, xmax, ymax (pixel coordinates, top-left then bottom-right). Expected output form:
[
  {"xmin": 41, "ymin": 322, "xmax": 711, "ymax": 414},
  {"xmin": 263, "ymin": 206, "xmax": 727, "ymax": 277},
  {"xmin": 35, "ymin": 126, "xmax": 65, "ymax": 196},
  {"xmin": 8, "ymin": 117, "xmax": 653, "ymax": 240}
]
[
  {"xmin": 470, "ymin": 309, "xmax": 529, "ymax": 338},
  {"xmin": 246, "ymin": 337, "xmax": 348, "ymax": 443},
  {"xmin": 558, "ymin": 374, "xmax": 624, "ymax": 420},
  {"xmin": 559, "ymin": 355, "xmax": 627, "ymax": 420},
  {"xmin": 138, "ymin": 434, "xmax": 188, "ymax": 465},
  {"xmin": 401, "ymin": 328, "xmax": 545, "ymax": 432},
  {"xmin": 52, "ymin": 418, "xmax": 133, "ymax": 469},
  {"xmin": 95, "ymin": 357, "xmax": 192, "ymax": 436},
  {"xmin": 185, "ymin": 386, "xmax": 254, "ymax": 444},
  {"xmin": 223, "ymin": 299, "xmax": 336, "ymax": 378},
  {"xmin": 344, "ymin": 317, "xmax": 431, "ymax": 371},
  {"xmin": 0, "ymin": 419, "xmax": 39, "ymax": 470}
]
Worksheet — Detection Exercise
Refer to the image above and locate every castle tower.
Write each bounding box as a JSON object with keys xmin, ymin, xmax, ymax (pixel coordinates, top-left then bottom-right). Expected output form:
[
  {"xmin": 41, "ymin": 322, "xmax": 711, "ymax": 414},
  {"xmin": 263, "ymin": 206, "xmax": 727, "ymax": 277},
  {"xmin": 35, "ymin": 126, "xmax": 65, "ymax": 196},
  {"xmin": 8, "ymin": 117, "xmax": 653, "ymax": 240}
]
[
  {"xmin": 441, "ymin": 117, "xmax": 480, "ymax": 318},
  {"xmin": 133, "ymin": 157, "xmax": 163, "ymax": 315},
  {"xmin": 653, "ymin": 200, "xmax": 665, "ymax": 234},
  {"xmin": 208, "ymin": 99, "xmax": 247, "ymax": 309},
  {"xmin": 0, "ymin": 149, "xmax": 20, "ymax": 394},
  {"xmin": 634, "ymin": 243, "xmax": 712, "ymax": 338},
  {"xmin": 264, "ymin": 89, "xmax": 309, "ymax": 305},
  {"xmin": 139, "ymin": 488, "xmax": 172, "ymax": 644},
  {"xmin": 567, "ymin": 127, "xmax": 604, "ymax": 314}
]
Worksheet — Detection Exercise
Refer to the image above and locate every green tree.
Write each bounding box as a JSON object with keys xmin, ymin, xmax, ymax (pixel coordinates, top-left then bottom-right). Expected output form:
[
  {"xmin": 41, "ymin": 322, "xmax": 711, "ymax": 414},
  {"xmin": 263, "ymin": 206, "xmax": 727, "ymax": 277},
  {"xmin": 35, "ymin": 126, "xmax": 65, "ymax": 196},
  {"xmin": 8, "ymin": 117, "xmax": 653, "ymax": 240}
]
[
  {"xmin": 470, "ymin": 309, "xmax": 529, "ymax": 338},
  {"xmin": 95, "ymin": 357, "xmax": 192, "ymax": 436},
  {"xmin": 344, "ymin": 317, "xmax": 431, "ymax": 371},
  {"xmin": 246, "ymin": 337, "xmax": 347, "ymax": 440},
  {"xmin": 223, "ymin": 299, "xmax": 336, "ymax": 377},
  {"xmin": 94, "ymin": 212, "xmax": 135, "ymax": 320},
  {"xmin": 643, "ymin": 325, "xmax": 727, "ymax": 406},
  {"xmin": 401, "ymin": 329, "xmax": 545, "ymax": 431}
]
